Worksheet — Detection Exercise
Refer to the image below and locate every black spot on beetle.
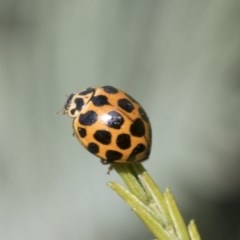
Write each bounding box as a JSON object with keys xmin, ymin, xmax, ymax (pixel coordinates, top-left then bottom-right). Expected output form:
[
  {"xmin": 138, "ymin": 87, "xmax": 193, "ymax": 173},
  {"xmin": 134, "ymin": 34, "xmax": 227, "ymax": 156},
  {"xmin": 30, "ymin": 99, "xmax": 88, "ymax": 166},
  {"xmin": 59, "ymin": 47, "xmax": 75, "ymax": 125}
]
[
  {"xmin": 87, "ymin": 142, "xmax": 99, "ymax": 154},
  {"xmin": 102, "ymin": 86, "xmax": 118, "ymax": 94},
  {"xmin": 78, "ymin": 128, "xmax": 86, "ymax": 138},
  {"xmin": 105, "ymin": 111, "xmax": 124, "ymax": 129},
  {"xmin": 130, "ymin": 118, "xmax": 145, "ymax": 137},
  {"xmin": 138, "ymin": 107, "xmax": 149, "ymax": 122},
  {"xmin": 129, "ymin": 143, "xmax": 146, "ymax": 160},
  {"xmin": 70, "ymin": 109, "xmax": 76, "ymax": 115},
  {"xmin": 74, "ymin": 98, "xmax": 84, "ymax": 110},
  {"xmin": 118, "ymin": 98, "xmax": 134, "ymax": 113},
  {"xmin": 79, "ymin": 111, "xmax": 97, "ymax": 126},
  {"xmin": 92, "ymin": 95, "xmax": 108, "ymax": 106},
  {"xmin": 106, "ymin": 150, "xmax": 123, "ymax": 162},
  {"xmin": 79, "ymin": 88, "xmax": 94, "ymax": 95},
  {"xmin": 116, "ymin": 134, "xmax": 131, "ymax": 149},
  {"xmin": 94, "ymin": 130, "xmax": 111, "ymax": 145}
]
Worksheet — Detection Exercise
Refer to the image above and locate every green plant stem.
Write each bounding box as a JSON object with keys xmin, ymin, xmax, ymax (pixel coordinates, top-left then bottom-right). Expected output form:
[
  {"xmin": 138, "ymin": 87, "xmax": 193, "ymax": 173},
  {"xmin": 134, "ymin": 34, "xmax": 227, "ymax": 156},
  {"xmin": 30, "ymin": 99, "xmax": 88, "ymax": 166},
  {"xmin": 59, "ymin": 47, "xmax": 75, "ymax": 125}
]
[
  {"xmin": 188, "ymin": 220, "xmax": 201, "ymax": 240},
  {"xmin": 108, "ymin": 163, "xmax": 202, "ymax": 240},
  {"xmin": 164, "ymin": 189, "xmax": 190, "ymax": 240},
  {"xmin": 108, "ymin": 182, "xmax": 172, "ymax": 240}
]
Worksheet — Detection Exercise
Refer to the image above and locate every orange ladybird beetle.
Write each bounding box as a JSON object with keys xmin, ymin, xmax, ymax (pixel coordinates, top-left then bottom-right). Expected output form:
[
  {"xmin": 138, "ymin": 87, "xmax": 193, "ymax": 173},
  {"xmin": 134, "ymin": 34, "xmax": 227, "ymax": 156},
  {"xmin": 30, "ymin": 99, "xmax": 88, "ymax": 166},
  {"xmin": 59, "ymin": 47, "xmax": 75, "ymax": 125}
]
[{"xmin": 63, "ymin": 86, "xmax": 151, "ymax": 164}]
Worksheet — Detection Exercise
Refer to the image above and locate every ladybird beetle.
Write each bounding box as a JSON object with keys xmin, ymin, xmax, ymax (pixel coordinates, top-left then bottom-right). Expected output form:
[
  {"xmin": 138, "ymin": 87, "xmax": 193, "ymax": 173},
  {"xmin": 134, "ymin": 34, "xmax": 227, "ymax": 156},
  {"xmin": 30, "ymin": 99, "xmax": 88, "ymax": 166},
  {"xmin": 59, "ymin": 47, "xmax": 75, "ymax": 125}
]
[{"xmin": 63, "ymin": 86, "xmax": 151, "ymax": 164}]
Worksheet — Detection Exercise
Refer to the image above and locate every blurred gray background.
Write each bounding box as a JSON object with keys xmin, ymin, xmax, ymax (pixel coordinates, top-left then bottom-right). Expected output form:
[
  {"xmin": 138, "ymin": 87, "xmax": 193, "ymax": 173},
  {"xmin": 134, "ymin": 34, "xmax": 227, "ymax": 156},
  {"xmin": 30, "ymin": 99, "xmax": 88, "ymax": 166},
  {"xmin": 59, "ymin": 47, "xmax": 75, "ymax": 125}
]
[{"xmin": 1, "ymin": 1, "xmax": 240, "ymax": 240}]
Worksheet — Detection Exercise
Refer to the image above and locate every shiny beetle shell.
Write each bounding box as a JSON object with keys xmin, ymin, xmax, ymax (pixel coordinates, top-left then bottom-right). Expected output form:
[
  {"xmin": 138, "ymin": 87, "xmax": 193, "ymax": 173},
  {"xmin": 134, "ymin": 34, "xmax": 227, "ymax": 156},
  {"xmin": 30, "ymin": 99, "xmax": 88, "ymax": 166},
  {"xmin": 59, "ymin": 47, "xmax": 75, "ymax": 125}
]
[{"xmin": 64, "ymin": 86, "xmax": 151, "ymax": 164}]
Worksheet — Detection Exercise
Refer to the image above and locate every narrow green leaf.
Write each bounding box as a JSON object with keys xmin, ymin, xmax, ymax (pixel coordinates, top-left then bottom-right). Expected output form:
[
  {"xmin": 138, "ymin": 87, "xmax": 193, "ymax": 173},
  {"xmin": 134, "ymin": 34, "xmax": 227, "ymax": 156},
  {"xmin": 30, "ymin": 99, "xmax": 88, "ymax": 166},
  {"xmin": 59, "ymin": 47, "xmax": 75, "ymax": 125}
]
[
  {"xmin": 110, "ymin": 163, "xmax": 201, "ymax": 239},
  {"xmin": 108, "ymin": 182, "xmax": 175, "ymax": 240},
  {"xmin": 111, "ymin": 163, "xmax": 149, "ymax": 203},
  {"xmin": 188, "ymin": 220, "xmax": 201, "ymax": 240},
  {"xmin": 164, "ymin": 189, "xmax": 190, "ymax": 240},
  {"xmin": 137, "ymin": 169, "xmax": 174, "ymax": 228}
]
